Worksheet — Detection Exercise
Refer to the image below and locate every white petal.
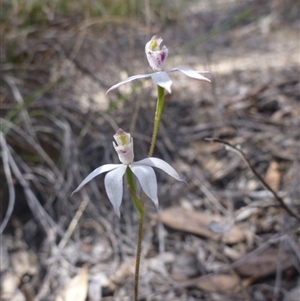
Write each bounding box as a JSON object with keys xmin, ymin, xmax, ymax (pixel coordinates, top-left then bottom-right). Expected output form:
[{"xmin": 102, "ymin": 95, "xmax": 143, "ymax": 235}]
[
  {"xmin": 113, "ymin": 128, "xmax": 131, "ymax": 146},
  {"xmin": 72, "ymin": 164, "xmax": 121, "ymax": 195},
  {"xmin": 104, "ymin": 165, "xmax": 127, "ymax": 217},
  {"xmin": 151, "ymin": 71, "xmax": 172, "ymax": 93},
  {"xmin": 145, "ymin": 37, "xmax": 169, "ymax": 71},
  {"xmin": 113, "ymin": 138, "xmax": 134, "ymax": 165},
  {"xmin": 167, "ymin": 67, "xmax": 211, "ymax": 82},
  {"xmin": 106, "ymin": 73, "xmax": 152, "ymax": 94},
  {"xmin": 132, "ymin": 157, "xmax": 183, "ymax": 182},
  {"xmin": 130, "ymin": 165, "xmax": 159, "ymax": 208},
  {"xmin": 146, "ymin": 47, "xmax": 168, "ymax": 71}
]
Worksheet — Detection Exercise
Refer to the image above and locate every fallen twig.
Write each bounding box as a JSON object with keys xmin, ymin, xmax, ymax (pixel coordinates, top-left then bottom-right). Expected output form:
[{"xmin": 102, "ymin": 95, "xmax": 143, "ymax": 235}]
[
  {"xmin": 204, "ymin": 138, "xmax": 300, "ymax": 222},
  {"xmin": 0, "ymin": 133, "xmax": 16, "ymax": 233}
]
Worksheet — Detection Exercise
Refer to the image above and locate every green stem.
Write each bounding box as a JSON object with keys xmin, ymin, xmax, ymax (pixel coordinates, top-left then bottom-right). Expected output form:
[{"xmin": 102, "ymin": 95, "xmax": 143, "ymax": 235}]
[
  {"xmin": 134, "ymin": 202, "xmax": 144, "ymax": 300},
  {"xmin": 133, "ymin": 85, "xmax": 165, "ymax": 301},
  {"xmin": 126, "ymin": 166, "xmax": 144, "ymax": 301},
  {"xmin": 126, "ymin": 167, "xmax": 143, "ymax": 217},
  {"xmin": 148, "ymin": 85, "xmax": 165, "ymax": 157}
]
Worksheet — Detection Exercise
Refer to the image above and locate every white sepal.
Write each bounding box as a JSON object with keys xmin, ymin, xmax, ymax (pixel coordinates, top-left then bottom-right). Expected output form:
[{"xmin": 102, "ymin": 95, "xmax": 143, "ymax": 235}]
[
  {"xmin": 130, "ymin": 164, "xmax": 159, "ymax": 208},
  {"xmin": 171, "ymin": 67, "xmax": 211, "ymax": 82},
  {"xmin": 104, "ymin": 165, "xmax": 127, "ymax": 217},
  {"xmin": 106, "ymin": 73, "xmax": 152, "ymax": 94},
  {"xmin": 133, "ymin": 157, "xmax": 184, "ymax": 182},
  {"xmin": 72, "ymin": 164, "xmax": 121, "ymax": 195}
]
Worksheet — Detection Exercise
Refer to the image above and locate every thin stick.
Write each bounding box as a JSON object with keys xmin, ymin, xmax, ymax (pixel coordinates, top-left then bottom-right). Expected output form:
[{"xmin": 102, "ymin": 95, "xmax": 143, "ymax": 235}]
[
  {"xmin": 204, "ymin": 138, "xmax": 300, "ymax": 222},
  {"xmin": 0, "ymin": 133, "xmax": 15, "ymax": 234},
  {"xmin": 58, "ymin": 196, "xmax": 89, "ymax": 249},
  {"xmin": 6, "ymin": 147, "xmax": 56, "ymax": 238}
]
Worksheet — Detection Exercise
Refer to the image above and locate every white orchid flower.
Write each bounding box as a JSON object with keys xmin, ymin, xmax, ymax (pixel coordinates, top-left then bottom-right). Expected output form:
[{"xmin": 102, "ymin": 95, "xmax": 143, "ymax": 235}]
[
  {"xmin": 106, "ymin": 35, "xmax": 210, "ymax": 95},
  {"xmin": 72, "ymin": 129, "xmax": 183, "ymax": 217},
  {"xmin": 145, "ymin": 36, "xmax": 169, "ymax": 71}
]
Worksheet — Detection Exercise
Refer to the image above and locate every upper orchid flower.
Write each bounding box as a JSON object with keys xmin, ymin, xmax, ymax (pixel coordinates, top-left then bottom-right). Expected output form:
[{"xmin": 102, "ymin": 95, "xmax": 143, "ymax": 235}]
[
  {"xmin": 72, "ymin": 129, "xmax": 183, "ymax": 217},
  {"xmin": 145, "ymin": 36, "xmax": 169, "ymax": 71},
  {"xmin": 106, "ymin": 36, "xmax": 210, "ymax": 94}
]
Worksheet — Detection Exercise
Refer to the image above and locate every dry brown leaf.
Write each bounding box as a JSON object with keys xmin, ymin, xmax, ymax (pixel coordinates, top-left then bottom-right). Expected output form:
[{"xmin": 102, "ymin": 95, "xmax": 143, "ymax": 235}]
[
  {"xmin": 55, "ymin": 265, "xmax": 88, "ymax": 301},
  {"xmin": 0, "ymin": 271, "xmax": 23, "ymax": 301},
  {"xmin": 192, "ymin": 140, "xmax": 223, "ymax": 155},
  {"xmin": 110, "ymin": 258, "xmax": 135, "ymax": 286},
  {"xmin": 196, "ymin": 273, "xmax": 251, "ymax": 295},
  {"xmin": 235, "ymin": 247, "xmax": 295, "ymax": 279},
  {"xmin": 158, "ymin": 207, "xmax": 245, "ymax": 244},
  {"xmin": 10, "ymin": 249, "xmax": 39, "ymax": 280},
  {"xmin": 264, "ymin": 161, "xmax": 281, "ymax": 191},
  {"xmin": 235, "ymin": 207, "xmax": 259, "ymax": 222},
  {"xmin": 183, "ymin": 245, "xmax": 296, "ymax": 296}
]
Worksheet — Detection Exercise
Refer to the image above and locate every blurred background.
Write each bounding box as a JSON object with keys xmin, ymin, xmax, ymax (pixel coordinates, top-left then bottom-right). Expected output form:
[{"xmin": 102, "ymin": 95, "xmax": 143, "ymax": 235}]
[{"xmin": 1, "ymin": 0, "xmax": 299, "ymax": 300}]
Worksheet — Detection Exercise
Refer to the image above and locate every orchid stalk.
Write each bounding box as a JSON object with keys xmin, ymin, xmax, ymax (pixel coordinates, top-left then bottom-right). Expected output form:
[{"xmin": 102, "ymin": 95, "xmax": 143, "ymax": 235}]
[
  {"xmin": 73, "ymin": 35, "xmax": 210, "ymax": 301},
  {"xmin": 72, "ymin": 128, "xmax": 183, "ymax": 301},
  {"xmin": 133, "ymin": 83, "xmax": 165, "ymax": 300},
  {"xmin": 106, "ymin": 36, "xmax": 209, "ymax": 301}
]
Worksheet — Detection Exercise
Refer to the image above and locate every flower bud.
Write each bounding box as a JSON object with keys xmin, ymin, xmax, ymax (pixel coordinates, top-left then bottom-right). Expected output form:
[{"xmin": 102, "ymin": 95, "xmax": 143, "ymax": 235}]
[
  {"xmin": 145, "ymin": 36, "xmax": 168, "ymax": 71},
  {"xmin": 113, "ymin": 129, "xmax": 134, "ymax": 165}
]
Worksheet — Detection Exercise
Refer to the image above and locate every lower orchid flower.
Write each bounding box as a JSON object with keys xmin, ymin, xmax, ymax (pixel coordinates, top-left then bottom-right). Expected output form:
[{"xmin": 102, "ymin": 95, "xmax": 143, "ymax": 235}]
[
  {"xmin": 106, "ymin": 35, "xmax": 210, "ymax": 95},
  {"xmin": 72, "ymin": 129, "xmax": 183, "ymax": 217}
]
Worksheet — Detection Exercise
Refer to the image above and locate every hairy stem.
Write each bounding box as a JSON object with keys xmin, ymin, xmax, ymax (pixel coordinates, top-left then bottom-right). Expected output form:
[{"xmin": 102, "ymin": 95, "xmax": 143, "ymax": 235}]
[
  {"xmin": 134, "ymin": 201, "xmax": 144, "ymax": 300},
  {"xmin": 134, "ymin": 85, "xmax": 165, "ymax": 301},
  {"xmin": 126, "ymin": 166, "xmax": 144, "ymax": 301}
]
